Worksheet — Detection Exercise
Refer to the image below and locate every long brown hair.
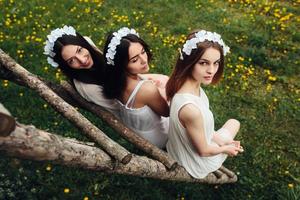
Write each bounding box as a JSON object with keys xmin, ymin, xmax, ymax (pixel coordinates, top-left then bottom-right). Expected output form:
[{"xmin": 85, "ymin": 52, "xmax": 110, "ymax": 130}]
[{"xmin": 166, "ymin": 31, "xmax": 225, "ymax": 101}]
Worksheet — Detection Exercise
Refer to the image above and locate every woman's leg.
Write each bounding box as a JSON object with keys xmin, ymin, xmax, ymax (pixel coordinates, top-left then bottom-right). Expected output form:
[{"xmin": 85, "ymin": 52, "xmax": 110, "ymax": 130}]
[
  {"xmin": 221, "ymin": 119, "xmax": 240, "ymax": 139},
  {"xmin": 213, "ymin": 119, "xmax": 240, "ymax": 146}
]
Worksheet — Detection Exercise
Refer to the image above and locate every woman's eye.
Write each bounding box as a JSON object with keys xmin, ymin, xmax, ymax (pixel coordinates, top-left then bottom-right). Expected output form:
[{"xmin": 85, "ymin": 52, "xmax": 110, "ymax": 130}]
[
  {"xmin": 141, "ymin": 49, "xmax": 145, "ymax": 54},
  {"xmin": 199, "ymin": 62, "xmax": 207, "ymax": 65},
  {"xmin": 132, "ymin": 58, "xmax": 138, "ymax": 63},
  {"xmin": 68, "ymin": 59, "xmax": 74, "ymax": 65},
  {"xmin": 78, "ymin": 47, "xmax": 83, "ymax": 53}
]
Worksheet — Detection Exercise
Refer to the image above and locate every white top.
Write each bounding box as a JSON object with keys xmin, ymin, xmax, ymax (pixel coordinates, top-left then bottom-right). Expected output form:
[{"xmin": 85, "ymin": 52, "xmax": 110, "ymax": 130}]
[
  {"xmin": 166, "ymin": 88, "xmax": 227, "ymax": 178},
  {"xmin": 118, "ymin": 80, "xmax": 168, "ymax": 149},
  {"xmin": 73, "ymin": 79, "xmax": 119, "ymax": 118}
]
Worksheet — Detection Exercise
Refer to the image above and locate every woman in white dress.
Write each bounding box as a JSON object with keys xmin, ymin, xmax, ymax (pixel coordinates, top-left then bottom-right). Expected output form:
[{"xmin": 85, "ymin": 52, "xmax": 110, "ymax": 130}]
[
  {"xmin": 43, "ymin": 26, "xmax": 168, "ymax": 118},
  {"xmin": 165, "ymin": 30, "xmax": 244, "ymax": 178},
  {"xmin": 102, "ymin": 27, "xmax": 169, "ymax": 149}
]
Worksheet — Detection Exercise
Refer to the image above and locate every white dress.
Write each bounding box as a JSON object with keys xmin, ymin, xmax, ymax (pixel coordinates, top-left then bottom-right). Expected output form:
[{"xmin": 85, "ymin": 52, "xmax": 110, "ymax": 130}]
[
  {"xmin": 166, "ymin": 87, "xmax": 227, "ymax": 178},
  {"xmin": 118, "ymin": 80, "xmax": 168, "ymax": 149}
]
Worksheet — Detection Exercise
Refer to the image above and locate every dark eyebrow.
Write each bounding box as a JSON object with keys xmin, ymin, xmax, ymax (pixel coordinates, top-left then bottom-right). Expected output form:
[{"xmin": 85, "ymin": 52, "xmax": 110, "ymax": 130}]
[
  {"xmin": 66, "ymin": 46, "xmax": 80, "ymax": 62},
  {"xmin": 199, "ymin": 58, "xmax": 221, "ymax": 63},
  {"xmin": 129, "ymin": 47, "xmax": 144, "ymax": 61}
]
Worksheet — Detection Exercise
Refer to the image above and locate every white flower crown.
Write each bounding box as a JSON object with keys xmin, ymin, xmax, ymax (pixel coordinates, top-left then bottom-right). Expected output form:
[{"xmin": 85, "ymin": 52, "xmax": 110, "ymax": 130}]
[
  {"xmin": 44, "ymin": 25, "xmax": 77, "ymax": 67},
  {"xmin": 179, "ymin": 30, "xmax": 230, "ymax": 60},
  {"xmin": 105, "ymin": 27, "xmax": 139, "ymax": 66}
]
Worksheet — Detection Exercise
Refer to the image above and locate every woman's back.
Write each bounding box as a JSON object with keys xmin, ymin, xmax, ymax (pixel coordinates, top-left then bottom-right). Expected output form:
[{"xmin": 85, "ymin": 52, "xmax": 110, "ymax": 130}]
[{"xmin": 118, "ymin": 80, "xmax": 168, "ymax": 149}]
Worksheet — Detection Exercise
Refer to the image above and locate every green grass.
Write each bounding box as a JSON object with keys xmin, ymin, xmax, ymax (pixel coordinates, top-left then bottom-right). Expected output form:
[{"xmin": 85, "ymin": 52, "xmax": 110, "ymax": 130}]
[{"xmin": 1, "ymin": 0, "xmax": 299, "ymax": 199}]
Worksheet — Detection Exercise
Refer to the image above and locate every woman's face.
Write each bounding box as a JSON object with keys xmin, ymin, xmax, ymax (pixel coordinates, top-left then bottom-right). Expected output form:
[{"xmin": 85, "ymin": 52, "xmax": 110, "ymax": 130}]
[
  {"xmin": 192, "ymin": 47, "xmax": 221, "ymax": 85},
  {"xmin": 126, "ymin": 42, "xmax": 149, "ymax": 74},
  {"xmin": 61, "ymin": 45, "xmax": 94, "ymax": 69}
]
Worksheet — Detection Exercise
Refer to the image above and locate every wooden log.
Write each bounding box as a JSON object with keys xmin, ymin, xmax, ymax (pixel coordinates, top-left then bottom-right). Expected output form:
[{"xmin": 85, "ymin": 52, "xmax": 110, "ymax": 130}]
[{"xmin": 0, "ymin": 123, "xmax": 237, "ymax": 184}]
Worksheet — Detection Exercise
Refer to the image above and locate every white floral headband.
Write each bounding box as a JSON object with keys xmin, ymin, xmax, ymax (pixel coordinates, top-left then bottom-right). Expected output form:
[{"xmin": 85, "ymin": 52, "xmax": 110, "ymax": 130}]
[
  {"xmin": 179, "ymin": 30, "xmax": 230, "ymax": 60},
  {"xmin": 44, "ymin": 25, "xmax": 77, "ymax": 67},
  {"xmin": 105, "ymin": 27, "xmax": 139, "ymax": 66}
]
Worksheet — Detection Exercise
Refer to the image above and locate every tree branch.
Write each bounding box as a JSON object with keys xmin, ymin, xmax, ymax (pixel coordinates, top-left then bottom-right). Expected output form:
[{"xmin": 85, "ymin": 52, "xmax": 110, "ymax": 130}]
[{"xmin": 0, "ymin": 123, "xmax": 237, "ymax": 184}]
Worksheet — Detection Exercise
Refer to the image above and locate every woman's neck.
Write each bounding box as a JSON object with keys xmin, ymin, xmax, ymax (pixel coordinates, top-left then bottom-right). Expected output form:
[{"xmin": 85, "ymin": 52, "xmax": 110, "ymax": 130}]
[
  {"xmin": 126, "ymin": 72, "xmax": 141, "ymax": 82},
  {"xmin": 178, "ymin": 78, "xmax": 201, "ymax": 96}
]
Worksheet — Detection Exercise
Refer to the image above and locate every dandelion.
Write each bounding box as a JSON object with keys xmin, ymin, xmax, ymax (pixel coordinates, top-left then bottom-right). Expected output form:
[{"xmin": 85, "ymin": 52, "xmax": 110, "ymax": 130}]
[
  {"xmin": 46, "ymin": 165, "xmax": 51, "ymax": 171},
  {"xmin": 288, "ymin": 183, "xmax": 294, "ymax": 188},
  {"xmin": 83, "ymin": 197, "xmax": 89, "ymax": 200},
  {"xmin": 238, "ymin": 56, "xmax": 245, "ymax": 61},
  {"xmin": 85, "ymin": 7, "xmax": 90, "ymax": 13},
  {"xmin": 266, "ymin": 84, "xmax": 272, "ymax": 92},
  {"xmin": 3, "ymin": 80, "xmax": 9, "ymax": 87},
  {"xmin": 64, "ymin": 188, "xmax": 70, "ymax": 193},
  {"xmin": 43, "ymin": 104, "xmax": 48, "ymax": 108},
  {"xmin": 19, "ymin": 92, "xmax": 23, "ymax": 97},
  {"xmin": 268, "ymin": 75, "xmax": 277, "ymax": 81}
]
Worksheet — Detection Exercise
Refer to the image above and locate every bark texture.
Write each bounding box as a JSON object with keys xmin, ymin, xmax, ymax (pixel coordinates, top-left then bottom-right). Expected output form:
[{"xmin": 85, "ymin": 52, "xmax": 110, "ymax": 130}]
[{"xmin": 0, "ymin": 123, "xmax": 237, "ymax": 184}]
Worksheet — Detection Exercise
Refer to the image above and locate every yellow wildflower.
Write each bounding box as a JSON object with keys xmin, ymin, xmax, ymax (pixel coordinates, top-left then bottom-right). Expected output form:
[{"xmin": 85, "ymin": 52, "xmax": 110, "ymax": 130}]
[
  {"xmin": 64, "ymin": 188, "xmax": 70, "ymax": 193},
  {"xmin": 46, "ymin": 165, "xmax": 51, "ymax": 171}
]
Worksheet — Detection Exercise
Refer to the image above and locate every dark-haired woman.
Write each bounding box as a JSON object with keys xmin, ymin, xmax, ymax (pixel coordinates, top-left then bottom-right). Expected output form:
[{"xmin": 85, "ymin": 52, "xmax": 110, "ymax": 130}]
[{"xmin": 103, "ymin": 27, "xmax": 169, "ymax": 148}]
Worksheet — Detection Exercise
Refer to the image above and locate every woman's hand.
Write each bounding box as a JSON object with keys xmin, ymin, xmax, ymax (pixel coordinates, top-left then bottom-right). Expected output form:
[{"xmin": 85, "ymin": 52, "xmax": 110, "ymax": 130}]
[{"xmin": 224, "ymin": 144, "xmax": 243, "ymax": 156}]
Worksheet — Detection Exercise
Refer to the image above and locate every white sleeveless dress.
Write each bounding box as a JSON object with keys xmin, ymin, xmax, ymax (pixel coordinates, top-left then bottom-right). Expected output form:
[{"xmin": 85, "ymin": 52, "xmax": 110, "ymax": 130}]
[
  {"xmin": 166, "ymin": 87, "xmax": 227, "ymax": 178},
  {"xmin": 118, "ymin": 80, "xmax": 169, "ymax": 149}
]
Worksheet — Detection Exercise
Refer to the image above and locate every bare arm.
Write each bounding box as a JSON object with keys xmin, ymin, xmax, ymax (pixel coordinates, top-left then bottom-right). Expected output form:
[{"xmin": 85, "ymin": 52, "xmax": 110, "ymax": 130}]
[
  {"xmin": 138, "ymin": 82, "xmax": 169, "ymax": 117},
  {"xmin": 179, "ymin": 104, "xmax": 241, "ymax": 157},
  {"xmin": 139, "ymin": 74, "xmax": 169, "ymax": 101}
]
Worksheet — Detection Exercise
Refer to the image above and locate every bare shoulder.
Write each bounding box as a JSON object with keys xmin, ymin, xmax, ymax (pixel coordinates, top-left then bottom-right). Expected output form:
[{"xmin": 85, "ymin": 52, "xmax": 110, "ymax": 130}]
[
  {"xmin": 136, "ymin": 81, "xmax": 162, "ymax": 102},
  {"xmin": 140, "ymin": 73, "xmax": 169, "ymax": 80},
  {"xmin": 139, "ymin": 81, "xmax": 158, "ymax": 94},
  {"xmin": 179, "ymin": 103, "xmax": 202, "ymax": 124}
]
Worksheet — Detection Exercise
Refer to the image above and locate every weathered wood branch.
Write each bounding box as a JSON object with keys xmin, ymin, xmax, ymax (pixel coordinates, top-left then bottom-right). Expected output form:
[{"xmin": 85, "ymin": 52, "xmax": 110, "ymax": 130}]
[
  {"xmin": 61, "ymin": 81, "xmax": 177, "ymax": 169},
  {"xmin": 0, "ymin": 48, "xmax": 131, "ymax": 164},
  {"xmin": 0, "ymin": 123, "xmax": 237, "ymax": 184}
]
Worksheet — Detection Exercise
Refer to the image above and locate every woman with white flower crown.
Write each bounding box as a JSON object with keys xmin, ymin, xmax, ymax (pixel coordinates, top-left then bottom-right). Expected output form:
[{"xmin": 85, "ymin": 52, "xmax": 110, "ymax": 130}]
[
  {"xmin": 44, "ymin": 25, "xmax": 168, "ymax": 118},
  {"xmin": 102, "ymin": 27, "xmax": 169, "ymax": 149},
  {"xmin": 166, "ymin": 30, "xmax": 244, "ymax": 178}
]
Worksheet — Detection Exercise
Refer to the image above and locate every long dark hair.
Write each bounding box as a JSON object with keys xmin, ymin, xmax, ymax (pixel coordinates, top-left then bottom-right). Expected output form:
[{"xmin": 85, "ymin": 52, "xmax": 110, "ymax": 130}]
[
  {"xmin": 103, "ymin": 33, "xmax": 152, "ymax": 99},
  {"xmin": 166, "ymin": 31, "xmax": 225, "ymax": 101},
  {"xmin": 52, "ymin": 33, "xmax": 105, "ymax": 85}
]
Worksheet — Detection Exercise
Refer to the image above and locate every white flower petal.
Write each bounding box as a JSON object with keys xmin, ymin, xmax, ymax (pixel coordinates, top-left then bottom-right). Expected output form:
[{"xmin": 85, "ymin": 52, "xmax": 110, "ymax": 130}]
[
  {"xmin": 180, "ymin": 30, "xmax": 230, "ymax": 59},
  {"xmin": 105, "ymin": 27, "xmax": 139, "ymax": 66}
]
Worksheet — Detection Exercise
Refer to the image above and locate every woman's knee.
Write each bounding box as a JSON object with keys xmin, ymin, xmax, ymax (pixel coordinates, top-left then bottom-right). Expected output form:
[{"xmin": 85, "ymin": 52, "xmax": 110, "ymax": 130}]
[{"xmin": 227, "ymin": 119, "xmax": 240, "ymax": 129}]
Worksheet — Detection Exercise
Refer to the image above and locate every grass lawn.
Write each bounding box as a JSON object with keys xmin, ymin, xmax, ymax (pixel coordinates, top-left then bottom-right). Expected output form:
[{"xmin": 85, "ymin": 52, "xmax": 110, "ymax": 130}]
[{"xmin": 0, "ymin": 0, "xmax": 299, "ymax": 199}]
